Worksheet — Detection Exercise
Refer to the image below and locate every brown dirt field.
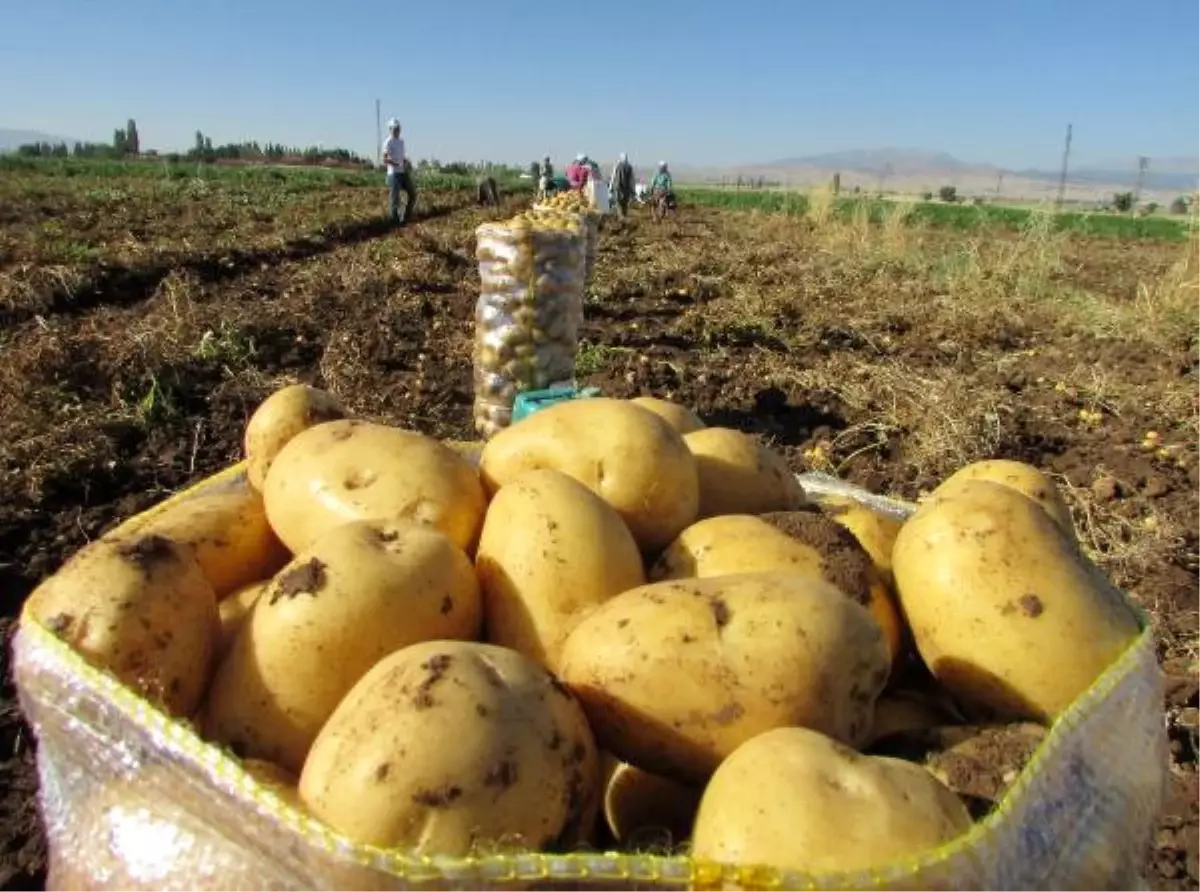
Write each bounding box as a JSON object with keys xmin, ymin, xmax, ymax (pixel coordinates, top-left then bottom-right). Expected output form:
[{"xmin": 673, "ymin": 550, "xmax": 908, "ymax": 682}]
[{"xmin": 0, "ymin": 171, "xmax": 1196, "ymax": 889}]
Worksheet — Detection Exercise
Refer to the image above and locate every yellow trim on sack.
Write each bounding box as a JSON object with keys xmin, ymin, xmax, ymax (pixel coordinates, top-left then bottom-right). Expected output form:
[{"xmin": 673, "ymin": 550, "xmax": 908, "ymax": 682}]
[{"xmin": 15, "ymin": 459, "xmax": 1162, "ymax": 890}]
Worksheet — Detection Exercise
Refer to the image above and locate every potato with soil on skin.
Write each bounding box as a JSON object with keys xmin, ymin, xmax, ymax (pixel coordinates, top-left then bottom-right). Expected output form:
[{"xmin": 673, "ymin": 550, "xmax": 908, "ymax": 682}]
[
  {"xmin": 600, "ymin": 752, "xmax": 702, "ymax": 849},
  {"xmin": 244, "ymin": 383, "xmax": 349, "ymax": 492},
  {"xmin": 557, "ymin": 572, "xmax": 890, "ymax": 783},
  {"xmin": 123, "ymin": 487, "xmax": 291, "ymax": 599},
  {"xmin": 652, "ymin": 512, "xmax": 904, "ymax": 665},
  {"xmin": 691, "ymin": 726, "xmax": 972, "ymax": 875},
  {"xmin": 298, "ymin": 640, "xmax": 601, "ymax": 855},
  {"xmin": 479, "ymin": 397, "xmax": 699, "ymax": 552},
  {"xmin": 263, "ymin": 419, "xmax": 488, "ymax": 556},
  {"xmin": 870, "ymin": 722, "xmax": 1046, "ymax": 820},
  {"xmin": 476, "ymin": 469, "xmax": 646, "ymax": 672},
  {"xmin": 818, "ymin": 495, "xmax": 906, "ymax": 585},
  {"xmin": 931, "ymin": 458, "xmax": 1076, "ymax": 544},
  {"xmin": 25, "ymin": 534, "xmax": 218, "ymax": 718},
  {"xmin": 893, "ymin": 479, "xmax": 1141, "ymax": 722},
  {"xmin": 682, "ymin": 427, "xmax": 806, "ymax": 518},
  {"xmin": 215, "ymin": 580, "xmax": 266, "ymax": 661},
  {"xmin": 628, "ymin": 396, "xmax": 706, "ymax": 436},
  {"xmin": 202, "ymin": 519, "xmax": 481, "ymax": 774}
]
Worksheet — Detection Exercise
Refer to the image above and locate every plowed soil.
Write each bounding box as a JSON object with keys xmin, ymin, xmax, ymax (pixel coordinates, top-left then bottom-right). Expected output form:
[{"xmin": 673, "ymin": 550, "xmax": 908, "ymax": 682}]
[{"xmin": 1, "ymin": 171, "xmax": 1196, "ymax": 889}]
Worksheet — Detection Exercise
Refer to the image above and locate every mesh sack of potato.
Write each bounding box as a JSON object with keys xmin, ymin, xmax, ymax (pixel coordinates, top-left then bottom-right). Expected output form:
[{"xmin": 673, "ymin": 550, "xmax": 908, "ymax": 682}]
[
  {"xmin": 473, "ymin": 214, "xmax": 585, "ymax": 439},
  {"xmin": 533, "ymin": 198, "xmax": 601, "ymax": 285},
  {"xmin": 12, "ymin": 443, "xmax": 1168, "ymax": 891}
]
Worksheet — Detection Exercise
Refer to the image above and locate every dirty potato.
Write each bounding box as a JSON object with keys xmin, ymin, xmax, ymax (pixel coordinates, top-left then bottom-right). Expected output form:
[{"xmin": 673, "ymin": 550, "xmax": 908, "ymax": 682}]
[
  {"xmin": 25, "ymin": 534, "xmax": 219, "ymax": 718},
  {"xmin": 558, "ymin": 573, "xmax": 890, "ymax": 783},
  {"xmin": 683, "ymin": 427, "xmax": 806, "ymax": 518},
  {"xmin": 202, "ymin": 519, "xmax": 481, "ymax": 773},
  {"xmin": 244, "ymin": 383, "xmax": 349, "ymax": 491},
  {"xmin": 298, "ymin": 640, "xmax": 601, "ymax": 855}
]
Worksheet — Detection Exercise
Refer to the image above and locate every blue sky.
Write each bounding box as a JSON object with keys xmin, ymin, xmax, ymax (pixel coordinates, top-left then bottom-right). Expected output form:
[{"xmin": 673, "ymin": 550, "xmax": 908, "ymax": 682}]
[{"xmin": 2, "ymin": 0, "xmax": 1196, "ymax": 169}]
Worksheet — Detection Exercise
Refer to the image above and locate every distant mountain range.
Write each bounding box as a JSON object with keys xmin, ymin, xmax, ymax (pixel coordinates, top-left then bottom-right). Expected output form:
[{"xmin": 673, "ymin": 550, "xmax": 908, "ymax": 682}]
[
  {"xmin": 3, "ymin": 128, "xmax": 1195, "ymax": 201},
  {"xmin": 672, "ymin": 148, "xmax": 1198, "ymax": 201}
]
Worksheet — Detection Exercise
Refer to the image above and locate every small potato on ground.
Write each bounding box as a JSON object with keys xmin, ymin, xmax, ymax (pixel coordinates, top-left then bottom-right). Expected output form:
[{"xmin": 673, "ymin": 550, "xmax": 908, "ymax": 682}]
[{"xmin": 299, "ymin": 640, "xmax": 600, "ymax": 855}]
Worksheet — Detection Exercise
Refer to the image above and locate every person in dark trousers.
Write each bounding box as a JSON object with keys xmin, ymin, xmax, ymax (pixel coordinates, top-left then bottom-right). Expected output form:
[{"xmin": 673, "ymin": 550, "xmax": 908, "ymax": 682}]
[
  {"xmin": 609, "ymin": 152, "xmax": 635, "ymax": 217},
  {"xmin": 477, "ymin": 175, "xmax": 500, "ymax": 207},
  {"xmin": 381, "ymin": 118, "xmax": 416, "ymax": 225}
]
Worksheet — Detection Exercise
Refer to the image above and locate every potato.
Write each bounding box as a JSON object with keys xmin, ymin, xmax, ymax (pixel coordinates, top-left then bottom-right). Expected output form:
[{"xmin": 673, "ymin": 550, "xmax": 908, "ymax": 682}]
[
  {"xmin": 932, "ymin": 459, "xmax": 1075, "ymax": 543},
  {"xmin": 476, "ymin": 469, "xmax": 646, "ymax": 672},
  {"xmin": 601, "ymin": 753, "xmax": 702, "ymax": 848},
  {"xmin": 629, "ymin": 396, "xmax": 706, "ymax": 435},
  {"xmin": 298, "ymin": 640, "xmax": 601, "ymax": 855},
  {"xmin": 203, "ymin": 519, "xmax": 481, "ymax": 773},
  {"xmin": 241, "ymin": 758, "xmax": 302, "ymax": 809},
  {"xmin": 683, "ymin": 427, "xmax": 806, "ymax": 517},
  {"xmin": 558, "ymin": 573, "xmax": 890, "ymax": 782},
  {"xmin": 479, "ymin": 397, "xmax": 699, "ymax": 552},
  {"xmin": 26, "ymin": 534, "xmax": 218, "ymax": 717},
  {"xmin": 654, "ymin": 513, "xmax": 904, "ymax": 664},
  {"xmin": 691, "ymin": 726, "xmax": 971, "ymax": 874},
  {"xmin": 263, "ymin": 419, "xmax": 487, "ymax": 555},
  {"xmin": 819, "ymin": 495, "xmax": 906, "ymax": 584},
  {"xmin": 125, "ymin": 488, "xmax": 290, "ymax": 599},
  {"xmin": 244, "ymin": 383, "xmax": 348, "ymax": 491},
  {"xmin": 892, "ymin": 480, "xmax": 1140, "ymax": 721},
  {"xmin": 215, "ymin": 581, "xmax": 266, "ymax": 661},
  {"xmin": 866, "ymin": 691, "xmax": 958, "ymax": 748}
]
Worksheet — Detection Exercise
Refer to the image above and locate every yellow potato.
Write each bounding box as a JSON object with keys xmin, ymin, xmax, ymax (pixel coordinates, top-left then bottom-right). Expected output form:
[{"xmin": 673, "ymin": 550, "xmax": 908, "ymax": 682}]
[
  {"xmin": 600, "ymin": 753, "xmax": 702, "ymax": 848},
  {"xmin": 244, "ymin": 383, "xmax": 349, "ymax": 491},
  {"xmin": 262, "ymin": 419, "xmax": 487, "ymax": 555},
  {"xmin": 866, "ymin": 692, "xmax": 958, "ymax": 748},
  {"xmin": 241, "ymin": 758, "xmax": 302, "ymax": 809},
  {"xmin": 215, "ymin": 581, "xmax": 266, "ymax": 661},
  {"xmin": 479, "ymin": 397, "xmax": 699, "ymax": 552},
  {"xmin": 892, "ymin": 480, "xmax": 1140, "ymax": 722},
  {"xmin": 819, "ymin": 495, "xmax": 906, "ymax": 584},
  {"xmin": 25, "ymin": 533, "xmax": 218, "ymax": 717},
  {"xmin": 203, "ymin": 519, "xmax": 481, "ymax": 773},
  {"xmin": 691, "ymin": 726, "xmax": 971, "ymax": 874},
  {"xmin": 654, "ymin": 513, "xmax": 904, "ymax": 664},
  {"xmin": 932, "ymin": 459, "xmax": 1075, "ymax": 543},
  {"xmin": 298, "ymin": 640, "xmax": 601, "ymax": 854},
  {"xmin": 476, "ymin": 469, "xmax": 645, "ymax": 672},
  {"xmin": 629, "ymin": 396, "xmax": 706, "ymax": 435},
  {"xmin": 558, "ymin": 573, "xmax": 890, "ymax": 783},
  {"xmin": 682, "ymin": 427, "xmax": 806, "ymax": 517},
  {"xmin": 125, "ymin": 487, "xmax": 290, "ymax": 599}
]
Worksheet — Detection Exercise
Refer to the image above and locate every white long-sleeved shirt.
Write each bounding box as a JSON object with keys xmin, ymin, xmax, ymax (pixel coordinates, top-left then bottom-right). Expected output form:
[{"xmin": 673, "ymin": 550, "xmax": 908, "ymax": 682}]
[{"xmin": 382, "ymin": 135, "xmax": 406, "ymax": 174}]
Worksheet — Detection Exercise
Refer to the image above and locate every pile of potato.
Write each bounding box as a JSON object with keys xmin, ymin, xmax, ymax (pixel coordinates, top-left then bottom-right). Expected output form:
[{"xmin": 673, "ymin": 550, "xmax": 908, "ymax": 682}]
[
  {"xmin": 26, "ymin": 384, "xmax": 1142, "ymax": 879},
  {"xmin": 473, "ymin": 214, "xmax": 586, "ymax": 438}
]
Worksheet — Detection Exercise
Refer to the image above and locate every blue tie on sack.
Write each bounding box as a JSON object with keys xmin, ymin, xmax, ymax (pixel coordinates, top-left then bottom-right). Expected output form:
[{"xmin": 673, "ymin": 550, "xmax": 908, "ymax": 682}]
[{"xmin": 511, "ymin": 386, "xmax": 601, "ymax": 424}]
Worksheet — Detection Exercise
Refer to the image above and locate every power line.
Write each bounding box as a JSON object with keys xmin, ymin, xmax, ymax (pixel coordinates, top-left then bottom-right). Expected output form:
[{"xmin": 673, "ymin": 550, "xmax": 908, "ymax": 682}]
[{"xmin": 1134, "ymin": 156, "xmax": 1150, "ymax": 204}]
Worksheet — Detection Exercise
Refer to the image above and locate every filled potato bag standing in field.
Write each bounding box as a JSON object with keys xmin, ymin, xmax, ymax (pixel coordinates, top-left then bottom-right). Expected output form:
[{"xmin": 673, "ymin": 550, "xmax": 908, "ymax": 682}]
[
  {"xmin": 10, "ymin": 461, "xmax": 1171, "ymax": 890},
  {"xmin": 473, "ymin": 212, "xmax": 586, "ymax": 439}
]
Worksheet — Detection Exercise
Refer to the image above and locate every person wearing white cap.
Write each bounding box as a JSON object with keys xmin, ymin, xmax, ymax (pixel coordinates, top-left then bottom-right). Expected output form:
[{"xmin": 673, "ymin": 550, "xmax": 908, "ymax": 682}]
[
  {"xmin": 609, "ymin": 152, "xmax": 635, "ymax": 217},
  {"xmin": 381, "ymin": 118, "xmax": 416, "ymax": 225}
]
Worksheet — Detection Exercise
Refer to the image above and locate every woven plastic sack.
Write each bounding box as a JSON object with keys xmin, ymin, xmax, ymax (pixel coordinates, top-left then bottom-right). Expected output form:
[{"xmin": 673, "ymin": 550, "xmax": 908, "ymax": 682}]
[
  {"xmin": 473, "ymin": 218, "xmax": 585, "ymax": 439},
  {"xmin": 12, "ymin": 459, "xmax": 1167, "ymax": 890}
]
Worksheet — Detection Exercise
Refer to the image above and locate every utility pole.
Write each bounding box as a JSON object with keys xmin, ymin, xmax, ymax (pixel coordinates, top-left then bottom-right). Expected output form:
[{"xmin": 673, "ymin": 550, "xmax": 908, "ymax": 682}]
[
  {"xmin": 374, "ymin": 98, "xmax": 382, "ymax": 169},
  {"xmin": 995, "ymin": 170, "xmax": 1004, "ymax": 197},
  {"xmin": 1134, "ymin": 155, "xmax": 1150, "ymax": 205},
  {"xmin": 1055, "ymin": 123, "xmax": 1073, "ymax": 210}
]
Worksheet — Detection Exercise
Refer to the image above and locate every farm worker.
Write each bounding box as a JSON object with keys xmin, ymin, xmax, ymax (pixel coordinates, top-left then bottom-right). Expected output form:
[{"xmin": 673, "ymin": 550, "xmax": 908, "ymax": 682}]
[
  {"xmin": 381, "ymin": 119, "xmax": 416, "ymax": 225},
  {"xmin": 538, "ymin": 156, "xmax": 556, "ymax": 199},
  {"xmin": 609, "ymin": 152, "xmax": 635, "ymax": 217},
  {"xmin": 635, "ymin": 180, "xmax": 648, "ymax": 203},
  {"xmin": 651, "ymin": 161, "xmax": 674, "ymax": 200},
  {"xmin": 477, "ymin": 175, "xmax": 500, "ymax": 207},
  {"xmin": 566, "ymin": 154, "xmax": 590, "ymax": 191}
]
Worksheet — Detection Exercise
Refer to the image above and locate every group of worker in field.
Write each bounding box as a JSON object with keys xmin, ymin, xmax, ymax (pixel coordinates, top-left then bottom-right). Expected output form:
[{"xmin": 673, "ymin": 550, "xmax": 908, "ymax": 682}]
[
  {"xmin": 379, "ymin": 117, "xmax": 674, "ymax": 225},
  {"xmin": 540, "ymin": 154, "xmax": 674, "ymax": 218}
]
